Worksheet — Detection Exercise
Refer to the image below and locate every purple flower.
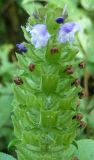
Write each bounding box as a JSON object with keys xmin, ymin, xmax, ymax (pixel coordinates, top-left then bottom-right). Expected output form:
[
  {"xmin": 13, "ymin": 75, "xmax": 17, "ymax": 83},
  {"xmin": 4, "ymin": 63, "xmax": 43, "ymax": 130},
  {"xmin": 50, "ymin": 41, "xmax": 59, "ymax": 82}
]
[
  {"xmin": 58, "ymin": 22, "xmax": 80, "ymax": 44},
  {"xmin": 55, "ymin": 17, "xmax": 65, "ymax": 24},
  {"xmin": 16, "ymin": 43, "xmax": 27, "ymax": 53},
  {"xmin": 26, "ymin": 24, "xmax": 51, "ymax": 48}
]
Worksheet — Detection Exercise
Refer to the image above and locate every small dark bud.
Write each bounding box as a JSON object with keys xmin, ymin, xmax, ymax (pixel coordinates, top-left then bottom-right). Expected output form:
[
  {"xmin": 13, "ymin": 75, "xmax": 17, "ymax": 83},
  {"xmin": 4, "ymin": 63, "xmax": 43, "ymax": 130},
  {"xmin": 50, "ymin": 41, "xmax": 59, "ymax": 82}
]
[
  {"xmin": 29, "ymin": 63, "xmax": 35, "ymax": 72},
  {"xmin": 79, "ymin": 61, "xmax": 85, "ymax": 69},
  {"xmin": 66, "ymin": 65, "xmax": 74, "ymax": 74},
  {"xmin": 16, "ymin": 43, "xmax": 27, "ymax": 53},
  {"xmin": 71, "ymin": 156, "xmax": 79, "ymax": 160},
  {"xmin": 55, "ymin": 17, "xmax": 65, "ymax": 24},
  {"xmin": 71, "ymin": 79, "xmax": 80, "ymax": 87},
  {"xmin": 76, "ymin": 113, "xmax": 83, "ymax": 121},
  {"xmin": 72, "ymin": 113, "xmax": 83, "ymax": 121},
  {"xmin": 50, "ymin": 48, "xmax": 59, "ymax": 54},
  {"xmin": 79, "ymin": 121, "xmax": 87, "ymax": 128},
  {"xmin": 78, "ymin": 91, "xmax": 86, "ymax": 99},
  {"xmin": 14, "ymin": 77, "xmax": 23, "ymax": 85},
  {"xmin": 75, "ymin": 79, "xmax": 80, "ymax": 86}
]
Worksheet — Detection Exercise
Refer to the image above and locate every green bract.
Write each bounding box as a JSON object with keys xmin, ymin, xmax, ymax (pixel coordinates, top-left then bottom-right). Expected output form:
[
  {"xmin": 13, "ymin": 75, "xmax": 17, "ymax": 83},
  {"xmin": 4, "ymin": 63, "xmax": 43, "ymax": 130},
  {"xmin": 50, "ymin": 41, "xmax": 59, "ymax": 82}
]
[
  {"xmin": 12, "ymin": 3, "xmax": 83, "ymax": 160},
  {"xmin": 0, "ymin": 152, "xmax": 16, "ymax": 160}
]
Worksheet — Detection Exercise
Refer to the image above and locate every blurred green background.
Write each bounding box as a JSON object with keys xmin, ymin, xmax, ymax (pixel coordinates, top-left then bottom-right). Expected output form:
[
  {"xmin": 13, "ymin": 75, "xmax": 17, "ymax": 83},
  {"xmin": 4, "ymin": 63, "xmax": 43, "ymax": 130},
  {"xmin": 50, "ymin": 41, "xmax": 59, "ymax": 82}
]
[
  {"xmin": 0, "ymin": 0, "xmax": 28, "ymax": 157},
  {"xmin": 0, "ymin": 0, "xmax": 94, "ymax": 158}
]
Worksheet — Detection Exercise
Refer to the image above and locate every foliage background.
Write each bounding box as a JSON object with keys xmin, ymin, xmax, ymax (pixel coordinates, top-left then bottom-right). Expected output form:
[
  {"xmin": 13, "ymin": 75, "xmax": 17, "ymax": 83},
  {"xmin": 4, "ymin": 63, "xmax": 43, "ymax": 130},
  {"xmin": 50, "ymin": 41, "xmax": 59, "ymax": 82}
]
[
  {"xmin": 0, "ymin": 0, "xmax": 94, "ymax": 159},
  {"xmin": 0, "ymin": 0, "xmax": 28, "ymax": 157}
]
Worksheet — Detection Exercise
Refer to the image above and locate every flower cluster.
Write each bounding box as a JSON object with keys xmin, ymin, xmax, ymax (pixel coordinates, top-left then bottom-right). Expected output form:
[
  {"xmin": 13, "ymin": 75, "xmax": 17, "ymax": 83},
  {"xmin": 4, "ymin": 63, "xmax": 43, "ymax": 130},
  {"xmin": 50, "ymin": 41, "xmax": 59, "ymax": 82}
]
[
  {"xmin": 25, "ymin": 20, "xmax": 80, "ymax": 49},
  {"xmin": 26, "ymin": 24, "xmax": 51, "ymax": 48},
  {"xmin": 58, "ymin": 22, "xmax": 80, "ymax": 44}
]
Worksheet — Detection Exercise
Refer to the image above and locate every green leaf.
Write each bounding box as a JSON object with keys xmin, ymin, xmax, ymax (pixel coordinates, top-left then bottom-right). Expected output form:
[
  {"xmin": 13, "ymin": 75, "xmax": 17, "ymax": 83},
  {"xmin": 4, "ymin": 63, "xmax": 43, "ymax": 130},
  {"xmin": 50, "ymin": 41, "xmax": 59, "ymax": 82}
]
[
  {"xmin": 13, "ymin": 85, "xmax": 26, "ymax": 104},
  {"xmin": 21, "ymin": 26, "xmax": 31, "ymax": 42},
  {"xmin": 81, "ymin": 0, "xmax": 94, "ymax": 11},
  {"xmin": 8, "ymin": 139, "xmax": 21, "ymax": 149},
  {"xmin": 0, "ymin": 95, "xmax": 13, "ymax": 127},
  {"xmin": 72, "ymin": 140, "xmax": 78, "ymax": 149},
  {"xmin": 21, "ymin": 0, "xmax": 43, "ymax": 15},
  {"xmin": 42, "ymin": 75, "xmax": 58, "ymax": 94},
  {"xmin": 49, "ymin": 0, "xmax": 64, "ymax": 7},
  {"xmin": 87, "ymin": 109, "xmax": 94, "ymax": 129},
  {"xmin": 0, "ymin": 152, "xmax": 16, "ymax": 160},
  {"xmin": 49, "ymin": 0, "xmax": 80, "ymax": 18},
  {"xmin": 40, "ymin": 110, "xmax": 57, "ymax": 128},
  {"xmin": 77, "ymin": 139, "xmax": 94, "ymax": 160}
]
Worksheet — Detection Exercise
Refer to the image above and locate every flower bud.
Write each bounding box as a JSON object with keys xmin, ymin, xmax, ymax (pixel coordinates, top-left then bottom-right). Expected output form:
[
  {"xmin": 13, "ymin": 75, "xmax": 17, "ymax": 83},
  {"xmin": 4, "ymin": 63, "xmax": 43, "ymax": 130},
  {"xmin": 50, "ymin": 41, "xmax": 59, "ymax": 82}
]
[
  {"xmin": 78, "ymin": 91, "xmax": 85, "ymax": 99},
  {"xmin": 71, "ymin": 79, "xmax": 80, "ymax": 87},
  {"xmin": 55, "ymin": 17, "xmax": 65, "ymax": 24},
  {"xmin": 16, "ymin": 43, "xmax": 27, "ymax": 53},
  {"xmin": 14, "ymin": 77, "xmax": 23, "ymax": 85},
  {"xmin": 28, "ymin": 63, "xmax": 35, "ymax": 72},
  {"xmin": 79, "ymin": 61, "xmax": 85, "ymax": 69},
  {"xmin": 76, "ymin": 113, "xmax": 83, "ymax": 121},
  {"xmin": 71, "ymin": 156, "xmax": 79, "ymax": 160},
  {"xmin": 50, "ymin": 48, "xmax": 59, "ymax": 54},
  {"xmin": 66, "ymin": 65, "xmax": 74, "ymax": 74},
  {"xmin": 79, "ymin": 121, "xmax": 87, "ymax": 128}
]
